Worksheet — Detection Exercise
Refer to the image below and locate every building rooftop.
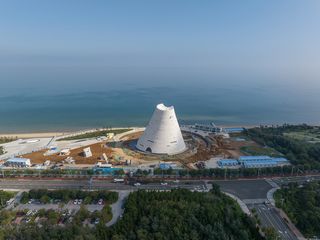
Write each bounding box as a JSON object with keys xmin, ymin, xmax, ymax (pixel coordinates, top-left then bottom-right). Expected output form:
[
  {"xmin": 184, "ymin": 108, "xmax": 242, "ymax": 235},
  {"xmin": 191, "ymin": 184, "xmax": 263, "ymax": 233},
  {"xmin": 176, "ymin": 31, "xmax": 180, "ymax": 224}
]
[
  {"xmin": 239, "ymin": 156, "xmax": 272, "ymax": 161},
  {"xmin": 218, "ymin": 159, "xmax": 238, "ymax": 163},
  {"xmin": 7, "ymin": 158, "xmax": 30, "ymax": 163}
]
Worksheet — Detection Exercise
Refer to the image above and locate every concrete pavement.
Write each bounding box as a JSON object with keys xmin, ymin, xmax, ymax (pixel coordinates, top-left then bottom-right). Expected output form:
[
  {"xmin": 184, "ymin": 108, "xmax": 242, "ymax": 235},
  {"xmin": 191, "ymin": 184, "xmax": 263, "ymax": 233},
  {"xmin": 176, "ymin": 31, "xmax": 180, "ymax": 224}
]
[
  {"xmin": 248, "ymin": 203, "xmax": 298, "ymax": 240},
  {"xmin": 106, "ymin": 190, "xmax": 131, "ymax": 226},
  {"xmin": 0, "ymin": 178, "xmax": 305, "ymax": 239}
]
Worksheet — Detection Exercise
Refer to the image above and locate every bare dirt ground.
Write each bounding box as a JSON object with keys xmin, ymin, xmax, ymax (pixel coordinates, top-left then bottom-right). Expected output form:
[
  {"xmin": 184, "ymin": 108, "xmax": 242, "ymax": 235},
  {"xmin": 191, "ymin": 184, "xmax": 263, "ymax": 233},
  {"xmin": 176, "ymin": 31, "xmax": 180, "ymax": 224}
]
[
  {"xmin": 21, "ymin": 131, "xmax": 260, "ymax": 168},
  {"xmin": 221, "ymin": 135, "xmax": 260, "ymax": 159},
  {"xmin": 22, "ymin": 142, "xmax": 114, "ymax": 165},
  {"xmin": 115, "ymin": 131, "xmax": 237, "ymax": 168}
]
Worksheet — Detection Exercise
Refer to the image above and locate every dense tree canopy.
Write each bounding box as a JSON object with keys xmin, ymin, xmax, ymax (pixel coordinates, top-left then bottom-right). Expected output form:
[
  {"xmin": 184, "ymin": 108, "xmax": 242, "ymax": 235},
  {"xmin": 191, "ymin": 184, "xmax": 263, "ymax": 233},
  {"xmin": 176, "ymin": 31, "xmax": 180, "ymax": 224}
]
[
  {"xmin": 2, "ymin": 187, "xmax": 263, "ymax": 240},
  {"xmin": 102, "ymin": 188, "xmax": 262, "ymax": 240},
  {"xmin": 245, "ymin": 124, "xmax": 320, "ymax": 169},
  {"xmin": 275, "ymin": 181, "xmax": 320, "ymax": 238}
]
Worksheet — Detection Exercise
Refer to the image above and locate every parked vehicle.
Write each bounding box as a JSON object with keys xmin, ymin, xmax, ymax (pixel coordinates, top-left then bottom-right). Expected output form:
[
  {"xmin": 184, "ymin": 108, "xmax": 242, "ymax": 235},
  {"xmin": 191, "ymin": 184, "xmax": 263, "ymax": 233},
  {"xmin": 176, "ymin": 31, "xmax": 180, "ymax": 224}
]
[{"xmin": 113, "ymin": 178, "xmax": 125, "ymax": 183}]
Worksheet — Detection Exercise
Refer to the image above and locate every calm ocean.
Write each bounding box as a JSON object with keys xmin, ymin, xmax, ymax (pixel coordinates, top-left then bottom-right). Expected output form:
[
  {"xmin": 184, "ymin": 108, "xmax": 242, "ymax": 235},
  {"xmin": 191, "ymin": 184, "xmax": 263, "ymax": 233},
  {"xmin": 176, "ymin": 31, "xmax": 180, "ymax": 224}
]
[{"xmin": 1, "ymin": 72, "xmax": 319, "ymax": 133}]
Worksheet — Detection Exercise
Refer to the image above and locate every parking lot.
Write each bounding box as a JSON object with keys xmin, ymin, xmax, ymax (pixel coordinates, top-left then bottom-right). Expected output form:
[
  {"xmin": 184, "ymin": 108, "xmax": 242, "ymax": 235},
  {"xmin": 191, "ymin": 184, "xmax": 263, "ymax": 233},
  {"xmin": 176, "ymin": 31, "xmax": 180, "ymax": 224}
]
[
  {"xmin": 215, "ymin": 179, "xmax": 272, "ymax": 200},
  {"xmin": 15, "ymin": 200, "xmax": 104, "ymax": 212}
]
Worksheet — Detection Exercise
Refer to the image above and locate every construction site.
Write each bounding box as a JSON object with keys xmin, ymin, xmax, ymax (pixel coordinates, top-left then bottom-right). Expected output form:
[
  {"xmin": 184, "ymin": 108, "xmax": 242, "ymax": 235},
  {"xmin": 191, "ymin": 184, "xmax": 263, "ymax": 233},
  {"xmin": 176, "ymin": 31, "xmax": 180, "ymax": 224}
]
[
  {"xmin": 14, "ymin": 127, "xmax": 257, "ymax": 170},
  {"xmin": 0, "ymin": 104, "xmax": 267, "ymax": 171}
]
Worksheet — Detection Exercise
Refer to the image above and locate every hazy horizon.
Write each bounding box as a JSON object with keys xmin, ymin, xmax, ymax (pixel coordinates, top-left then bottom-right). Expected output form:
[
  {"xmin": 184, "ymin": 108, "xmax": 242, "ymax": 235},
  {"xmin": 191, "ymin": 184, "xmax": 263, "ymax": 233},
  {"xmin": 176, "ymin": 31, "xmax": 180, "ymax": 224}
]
[{"xmin": 0, "ymin": 1, "xmax": 320, "ymax": 132}]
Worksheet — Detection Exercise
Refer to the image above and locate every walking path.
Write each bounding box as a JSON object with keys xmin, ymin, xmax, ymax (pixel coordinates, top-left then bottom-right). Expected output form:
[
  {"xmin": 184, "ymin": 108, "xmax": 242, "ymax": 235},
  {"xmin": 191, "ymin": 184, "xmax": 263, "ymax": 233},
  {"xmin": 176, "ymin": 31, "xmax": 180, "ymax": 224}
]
[{"xmin": 106, "ymin": 190, "xmax": 132, "ymax": 227}]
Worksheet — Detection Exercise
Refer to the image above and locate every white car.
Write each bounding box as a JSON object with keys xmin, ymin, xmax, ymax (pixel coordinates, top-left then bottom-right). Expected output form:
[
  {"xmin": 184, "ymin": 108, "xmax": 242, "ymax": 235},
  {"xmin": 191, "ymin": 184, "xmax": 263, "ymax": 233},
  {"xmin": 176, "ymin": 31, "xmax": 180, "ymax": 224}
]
[
  {"xmin": 134, "ymin": 183, "xmax": 141, "ymax": 186},
  {"xmin": 161, "ymin": 182, "xmax": 168, "ymax": 186},
  {"xmin": 98, "ymin": 199, "xmax": 104, "ymax": 205},
  {"xmin": 78, "ymin": 199, "xmax": 83, "ymax": 205},
  {"xmin": 73, "ymin": 199, "xmax": 78, "ymax": 205}
]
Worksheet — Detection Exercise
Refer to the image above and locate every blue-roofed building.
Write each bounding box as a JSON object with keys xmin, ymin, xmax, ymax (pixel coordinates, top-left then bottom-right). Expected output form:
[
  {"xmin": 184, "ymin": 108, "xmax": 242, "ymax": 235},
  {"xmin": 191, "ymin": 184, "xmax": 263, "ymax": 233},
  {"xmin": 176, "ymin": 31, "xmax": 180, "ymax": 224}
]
[
  {"xmin": 159, "ymin": 163, "xmax": 172, "ymax": 170},
  {"xmin": 242, "ymin": 161, "xmax": 278, "ymax": 168},
  {"xmin": 224, "ymin": 127, "xmax": 245, "ymax": 133},
  {"xmin": 4, "ymin": 158, "xmax": 31, "ymax": 168},
  {"xmin": 238, "ymin": 155, "xmax": 289, "ymax": 168},
  {"xmin": 217, "ymin": 159, "xmax": 239, "ymax": 167},
  {"xmin": 272, "ymin": 158, "xmax": 289, "ymax": 164},
  {"xmin": 239, "ymin": 156, "xmax": 271, "ymax": 162}
]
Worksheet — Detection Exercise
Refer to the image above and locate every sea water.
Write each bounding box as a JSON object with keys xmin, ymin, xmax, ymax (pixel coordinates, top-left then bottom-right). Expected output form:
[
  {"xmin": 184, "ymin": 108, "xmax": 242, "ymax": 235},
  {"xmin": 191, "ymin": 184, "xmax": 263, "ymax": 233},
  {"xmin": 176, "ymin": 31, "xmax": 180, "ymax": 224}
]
[{"xmin": 1, "ymin": 70, "xmax": 319, "ymax": 133}]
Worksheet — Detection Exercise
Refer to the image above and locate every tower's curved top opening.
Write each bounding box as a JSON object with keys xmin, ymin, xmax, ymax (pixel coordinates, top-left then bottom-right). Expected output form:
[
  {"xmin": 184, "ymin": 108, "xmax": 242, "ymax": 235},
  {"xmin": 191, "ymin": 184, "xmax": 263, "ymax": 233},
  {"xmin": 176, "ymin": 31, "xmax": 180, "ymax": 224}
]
[{"xmin": 156, "ymin": 103, "xmax": 174, "ymax": 111}]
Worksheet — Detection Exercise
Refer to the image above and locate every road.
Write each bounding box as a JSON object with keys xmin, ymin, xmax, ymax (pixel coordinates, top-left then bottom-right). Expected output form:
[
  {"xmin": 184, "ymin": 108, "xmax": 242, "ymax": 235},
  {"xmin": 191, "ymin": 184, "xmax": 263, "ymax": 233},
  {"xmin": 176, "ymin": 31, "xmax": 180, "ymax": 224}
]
[
  {"xmin": 0, "ymin": 179, "xmax": 209, "ymax": 191},
  {"xmin": 273, "ymin": 175, "xmax": 320, "ymax": 186},
  {"xmin": 0, "ymin": 178, "xmax": 302, "ymax": 239},
  {"xmin": 106, "ymin": 190, "xmax": 131, "ymax": 226},
  {"xmin": 248, "ymin": 203, "xmax": 297, "ymax": 240},
  {"xmin": 215, "ymin": 179, "xmax": 299, "ymax": 240}
]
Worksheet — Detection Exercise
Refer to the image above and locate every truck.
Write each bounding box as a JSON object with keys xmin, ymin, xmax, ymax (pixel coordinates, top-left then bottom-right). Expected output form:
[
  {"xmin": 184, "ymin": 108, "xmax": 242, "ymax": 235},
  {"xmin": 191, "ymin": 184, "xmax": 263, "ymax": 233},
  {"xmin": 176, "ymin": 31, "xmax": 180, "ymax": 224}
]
[{"xmin": 113, "ymin": 178, "xmax": 125, "ymax": 183}]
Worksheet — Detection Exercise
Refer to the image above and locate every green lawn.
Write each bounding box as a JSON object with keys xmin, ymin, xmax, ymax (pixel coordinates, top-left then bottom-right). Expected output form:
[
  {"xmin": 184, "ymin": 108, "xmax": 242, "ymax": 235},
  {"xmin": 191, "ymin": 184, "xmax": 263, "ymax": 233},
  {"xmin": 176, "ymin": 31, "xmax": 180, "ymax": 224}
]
[
  {"xmin": 284, "ymin": 131, "xmax": 320, "ymax": 143},
  {"xmin": 57, "ymin": 128, "xmax": 132, "ymax": 141},
  {"xmin": 240, "ymin": 145, "xmax": 282, "ymax": 157},
  {"xmin": 0, "ymin": 137, "xmax": 17, "ymax": 144},
  {"xmin": 0, "ymin": 191, "xmax": 16, "ymax": 209}
]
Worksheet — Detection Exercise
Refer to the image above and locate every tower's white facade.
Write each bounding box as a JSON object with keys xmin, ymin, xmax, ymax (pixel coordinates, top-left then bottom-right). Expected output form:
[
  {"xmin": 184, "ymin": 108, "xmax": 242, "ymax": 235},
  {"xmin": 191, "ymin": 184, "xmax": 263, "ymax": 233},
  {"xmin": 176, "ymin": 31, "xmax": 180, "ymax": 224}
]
[{"xmin": 137, "ymin": 103, "xmax": 186, "ymax": 155}]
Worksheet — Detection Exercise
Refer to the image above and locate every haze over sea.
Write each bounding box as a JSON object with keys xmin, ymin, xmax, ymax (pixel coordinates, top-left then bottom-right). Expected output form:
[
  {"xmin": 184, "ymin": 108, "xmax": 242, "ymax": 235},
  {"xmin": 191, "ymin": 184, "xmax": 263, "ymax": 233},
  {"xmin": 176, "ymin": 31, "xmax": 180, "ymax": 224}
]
[
  {"xmin": 1, "ymin": 69, "xmax": 319, "ymax": 133},
  {"xmin": 1, "ymin": 1, "xmax": 320, "ymax": 133}
]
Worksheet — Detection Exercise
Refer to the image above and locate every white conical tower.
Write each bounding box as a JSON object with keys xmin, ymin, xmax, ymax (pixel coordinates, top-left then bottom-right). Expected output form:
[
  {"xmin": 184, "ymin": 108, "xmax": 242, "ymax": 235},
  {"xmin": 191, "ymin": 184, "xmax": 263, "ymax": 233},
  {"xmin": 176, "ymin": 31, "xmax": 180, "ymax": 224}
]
[{"xmin": 137, "ymin": 103, "xmax": 186, "ymax": 155}]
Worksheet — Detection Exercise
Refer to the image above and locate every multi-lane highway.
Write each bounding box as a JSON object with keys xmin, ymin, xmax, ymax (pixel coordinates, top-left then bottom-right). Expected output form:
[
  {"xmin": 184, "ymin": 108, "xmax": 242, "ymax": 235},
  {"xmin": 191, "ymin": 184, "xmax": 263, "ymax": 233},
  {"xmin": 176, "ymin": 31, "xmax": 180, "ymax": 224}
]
[
  {"xmin": 0, "ymin": 178, "xmax": 208, "ymax": 191},
  {"xmin": 248, "ymin": 203, "xmax": 297, "ymax": 240},
  {"xmin": 0, "ymin": 177, "xmax": 307, "ymax": 240}
]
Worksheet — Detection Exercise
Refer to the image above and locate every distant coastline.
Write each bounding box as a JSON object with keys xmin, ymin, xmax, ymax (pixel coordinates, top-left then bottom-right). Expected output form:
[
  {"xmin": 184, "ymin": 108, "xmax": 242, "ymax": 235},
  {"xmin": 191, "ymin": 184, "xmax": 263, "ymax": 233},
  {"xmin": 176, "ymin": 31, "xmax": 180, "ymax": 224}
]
[
  {"xmin": 0, "ymin": 125, "xmax": 260, "ymax": 139},
  {"xmin": 0, "ymin": 132, "xmax": 70, "ymax": 139}
]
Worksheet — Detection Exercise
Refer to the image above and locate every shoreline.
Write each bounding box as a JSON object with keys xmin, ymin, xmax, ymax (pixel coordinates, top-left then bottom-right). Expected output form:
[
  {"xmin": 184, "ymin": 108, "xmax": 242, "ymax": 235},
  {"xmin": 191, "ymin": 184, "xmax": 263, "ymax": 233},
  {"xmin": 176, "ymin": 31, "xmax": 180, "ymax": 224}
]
[
  {"xmin": 0, "ymin": 132, "xmax": 70, "ymax": 139},
  {"xmin": 0, "ymin": 127, "xmax": 139, "ymax": 139},
  {"xmin": 1, "ymin": 122, "xmax": 318, "ymax": 138},
  {"xmin": 0, "ymin": 125, "xmax": 256, "ymax": 139}
]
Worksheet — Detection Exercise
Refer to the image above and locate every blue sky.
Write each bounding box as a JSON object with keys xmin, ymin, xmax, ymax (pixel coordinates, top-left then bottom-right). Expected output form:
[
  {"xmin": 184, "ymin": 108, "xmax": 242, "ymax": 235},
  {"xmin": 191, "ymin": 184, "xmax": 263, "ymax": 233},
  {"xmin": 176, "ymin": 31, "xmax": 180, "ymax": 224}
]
[{"xmin": 0, "ymin": 0, "xmax": 320, "ymax": 92}]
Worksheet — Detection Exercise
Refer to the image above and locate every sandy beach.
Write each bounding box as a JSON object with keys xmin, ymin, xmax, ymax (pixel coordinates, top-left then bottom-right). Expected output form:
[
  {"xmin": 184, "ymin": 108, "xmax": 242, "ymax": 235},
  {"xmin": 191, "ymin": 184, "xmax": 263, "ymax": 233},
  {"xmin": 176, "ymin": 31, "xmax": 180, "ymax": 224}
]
[
  {"xmin": 0, "ymin": 125, "xmax": 254, "ymax": 140},
  {"xmin": 0, "ymin": 132, "xmax": 70, "ymax": 139}
]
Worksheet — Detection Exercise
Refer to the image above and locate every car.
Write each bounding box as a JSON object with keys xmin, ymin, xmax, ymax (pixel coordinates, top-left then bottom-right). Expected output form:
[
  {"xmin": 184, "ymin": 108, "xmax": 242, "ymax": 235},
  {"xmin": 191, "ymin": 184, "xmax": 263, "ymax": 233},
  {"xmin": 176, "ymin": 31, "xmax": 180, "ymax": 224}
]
[
  {"xmin": 94, "ymin": 218, "xmax": 100, "ymax": 224},
  {"xmin": 73, "ymin": 199, "xmax": 78, "ymax": 205},
  {"xmin": 78, "ymin": 199, "xmax": 83, "ymax": 205},
  {"xmin": 161, "ymin": 182, "xmax": 168, "ymax": 186},
  {"xmin": 25, "ymin": 218, "xmax": 31, "ymax": 223},
  {"xmin": 98, "ymin": 199, "xmax": 103, "ymax": 205},
  {"xmin": 26, "ymin": 210, "xmax": 33, "ymax": 216},
  {"xmin": 134, "ymin": 183, "xmax": 141, "ymax": 186}
]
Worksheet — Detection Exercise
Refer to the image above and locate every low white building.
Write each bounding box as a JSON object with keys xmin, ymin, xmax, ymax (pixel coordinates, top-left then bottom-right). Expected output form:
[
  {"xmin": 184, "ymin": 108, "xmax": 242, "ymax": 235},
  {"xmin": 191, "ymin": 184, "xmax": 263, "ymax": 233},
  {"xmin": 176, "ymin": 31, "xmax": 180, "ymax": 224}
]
[
  {"xmin": 60, "ymin": 148, "xmax": 70, "ymax": 156},
  {"xmin": 4, "ymin": 158, "xmax": 31, "ymax": 168},
  {"xmin": 83, "ymin": 147, "xmax": 93, "ymax": 158}
]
